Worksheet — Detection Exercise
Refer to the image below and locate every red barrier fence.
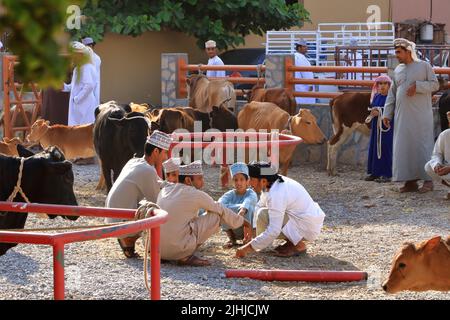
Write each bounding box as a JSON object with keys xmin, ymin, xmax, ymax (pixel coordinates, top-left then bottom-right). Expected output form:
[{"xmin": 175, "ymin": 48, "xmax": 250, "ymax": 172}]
[
  {"xmin": 0, "ymin": 201, "xmax": 168, "ymax": 300},
  {"xmin": 176, "ymin": 54, "xmax": 450, "ymax": 102}
]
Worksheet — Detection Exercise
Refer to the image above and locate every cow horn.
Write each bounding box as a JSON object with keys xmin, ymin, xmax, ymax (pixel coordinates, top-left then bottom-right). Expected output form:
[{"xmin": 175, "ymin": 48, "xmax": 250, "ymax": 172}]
[{"xmin": 219, "ymin": 98, "xmax": 232, "ymax": 108}]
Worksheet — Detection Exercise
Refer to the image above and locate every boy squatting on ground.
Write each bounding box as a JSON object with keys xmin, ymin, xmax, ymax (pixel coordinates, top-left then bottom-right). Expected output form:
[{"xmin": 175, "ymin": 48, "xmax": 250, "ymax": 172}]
[
  {"xmin": 219, "ymin": 162, "xmax": 258, "ymax": 248},
  {"xmin": 157, "ymin": 161, "xmax": 251, "ymax": 266},
  {"xmin": 236, "ymin": 162, "xmax": 326, "ymax": 258}
]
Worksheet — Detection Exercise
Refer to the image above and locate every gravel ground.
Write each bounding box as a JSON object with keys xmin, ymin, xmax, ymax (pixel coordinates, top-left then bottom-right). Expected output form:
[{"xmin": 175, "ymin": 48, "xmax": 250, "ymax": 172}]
[{"xmin": 0, "ymin": 161, "xmax": 449, "ymax": 300}]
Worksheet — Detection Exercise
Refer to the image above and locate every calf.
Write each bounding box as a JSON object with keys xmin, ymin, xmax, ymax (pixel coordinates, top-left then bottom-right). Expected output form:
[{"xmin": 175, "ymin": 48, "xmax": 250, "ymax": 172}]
[
  {"xmin": 245, "ymin": 84, "xmax": 297, "ymax": 115},
  {"xmin": 0, "ymin": 145, "xmax": 79, "ymax": 255},
  {"xmin": 327, "ymin": 92, "xmax": 371, "ymax": 176},
  {"xmin": 26, "ymin": 119, "xmax": 95, "ymax": 160},
  {"xmin": 382, "ymin": 236, "xmax": 450, "ymax": 293},
  {"xmin": 0, "ymin": 137, "xmax": 21, "ymax": 156}
]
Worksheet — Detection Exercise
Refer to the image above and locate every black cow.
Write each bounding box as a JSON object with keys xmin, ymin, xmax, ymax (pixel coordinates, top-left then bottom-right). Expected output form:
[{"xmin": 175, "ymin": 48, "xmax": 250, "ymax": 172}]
[
  {"xmin": 94, "ymin": 102, "xmax": 149, "ymax": 191},
  {"xmin": 439, "ymin": 90, "xmax": 450, "ymax": 131},
  {"xmin": 0, "ymin": 145, "xmax": 78, "ymax": 255},
  {"xmin": 210, "ymin": 105, "xmax": 238, "ymax": 131}
]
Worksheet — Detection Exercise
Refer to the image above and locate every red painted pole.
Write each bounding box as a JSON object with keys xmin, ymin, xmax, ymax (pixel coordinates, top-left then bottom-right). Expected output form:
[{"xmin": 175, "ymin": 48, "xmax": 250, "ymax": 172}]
[
  {"xmin": 53, "ymin": 241, "xmax": 65, "ymax": 300},
  {"xmin": 150, "ymin": 226, "xmax": 161, "ymax": 300},
  {"xmin": 224, "ymin": 269, "xmax": 368, "ymax": 282}
]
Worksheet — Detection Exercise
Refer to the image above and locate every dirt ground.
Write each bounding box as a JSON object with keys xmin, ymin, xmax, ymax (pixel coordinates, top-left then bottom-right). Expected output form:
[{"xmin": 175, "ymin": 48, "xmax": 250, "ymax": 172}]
[{"xmin": 0, "ymin": 161, "xmax": 449, "ymax": 300}]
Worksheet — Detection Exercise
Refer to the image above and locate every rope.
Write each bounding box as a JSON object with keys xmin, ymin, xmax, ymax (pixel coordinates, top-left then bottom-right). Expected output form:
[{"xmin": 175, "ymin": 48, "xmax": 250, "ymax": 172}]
[
  {"xmin": 7, "ymin": 157, "xmax": 30, "ymax": 203},
  {"xmin": 365, "ymin": 107, "xmax": 390, "ymax": 159},
  {"xmin": 135, "ymin": 201, "xmax": 160, "ymax": 294},
  {"xmin": 197, "ymin": 64, "xmax": 204, "ymax": 75}
]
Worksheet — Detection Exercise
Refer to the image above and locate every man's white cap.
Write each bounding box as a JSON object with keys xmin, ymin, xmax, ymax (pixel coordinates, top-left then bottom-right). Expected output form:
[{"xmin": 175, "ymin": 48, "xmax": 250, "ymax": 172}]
[
  {"xmin": 82, "ymin": 37, "xmax": 95, "ymax": 45},
  {"xmin": 163, "ymin": 157, "xmax": 181, "ymax": 173},
  {"xmin": 295, "ymin": 39, "xmax": 307, "ymax": 47},
  {"xmin": 179, "ymin": 160, "xmax": 203, "ymax": 176},
  {"xmin": 0, "ymin": 41, "xmax": 3, "ymax": 49},
  {"xmin": 205, "ymin": 40, "xmax": 216, "ymax": 48},
  {"xmin": 349, "ymin": 38, "xmax": 358, "ymax": 46},
  {"xmin": 146, "ymin": 130, "xmax": 172, "ymax": 150}
]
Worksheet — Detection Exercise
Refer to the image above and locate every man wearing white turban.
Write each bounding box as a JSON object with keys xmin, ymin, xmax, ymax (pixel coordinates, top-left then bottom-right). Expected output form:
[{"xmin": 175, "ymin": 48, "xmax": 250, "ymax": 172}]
[
  {"xmin": 63, "ymin": 41, "xmax": 98, "ymax": 126},
  {"xmin": 382, "ymin": 38, "xmax": 439, "ymax": 193}
]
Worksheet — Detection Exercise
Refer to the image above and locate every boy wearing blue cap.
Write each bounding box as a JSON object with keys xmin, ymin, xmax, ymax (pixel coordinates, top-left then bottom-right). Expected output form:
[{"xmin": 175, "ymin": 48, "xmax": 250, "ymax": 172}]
[{"xmin": 219, "ymin": 162, "xmax": 258, "ymax": 248}]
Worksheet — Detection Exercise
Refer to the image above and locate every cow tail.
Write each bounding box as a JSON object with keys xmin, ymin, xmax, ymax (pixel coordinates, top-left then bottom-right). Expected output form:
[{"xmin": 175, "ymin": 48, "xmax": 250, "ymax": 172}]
[{"xmin": 328, "ymin": 97, "xmax": 342, "ymax": 146}]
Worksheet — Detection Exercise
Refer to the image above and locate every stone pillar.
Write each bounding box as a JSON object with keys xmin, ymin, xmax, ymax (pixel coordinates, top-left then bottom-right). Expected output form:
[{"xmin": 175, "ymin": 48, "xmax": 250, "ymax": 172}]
[
  {"xmin": 264, "ymin": 54, "xmax": 295, "ymax": 89},
  {"xmin": 161, "ymin": 53, "xmax": 189, "ymax": 107}
]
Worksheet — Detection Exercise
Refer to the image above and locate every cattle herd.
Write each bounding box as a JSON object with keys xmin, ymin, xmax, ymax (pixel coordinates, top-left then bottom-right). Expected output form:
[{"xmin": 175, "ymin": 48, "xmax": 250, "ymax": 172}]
[{"xmin": 0, "ymin": 74, "xmax": 449, "ymax": 295}]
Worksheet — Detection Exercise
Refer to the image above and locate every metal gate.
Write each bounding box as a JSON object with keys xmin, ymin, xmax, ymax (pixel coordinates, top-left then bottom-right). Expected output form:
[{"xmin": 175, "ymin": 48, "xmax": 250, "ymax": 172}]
[{"xmin": 2, "ymin": 55, "xmax": 42, "ymax": 138}]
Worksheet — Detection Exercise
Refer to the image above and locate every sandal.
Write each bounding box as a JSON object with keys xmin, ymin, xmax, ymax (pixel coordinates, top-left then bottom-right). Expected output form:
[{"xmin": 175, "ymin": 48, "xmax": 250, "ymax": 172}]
[
  {"xmin": 399, "ymin": 181, "xmax": 418, "ymax": 193},
  {"xmin": 117, "ymin": 238, "xmax": 140, "ymax": 259},
  {"xmin": 418, "ymin": 182, "xmax": 434, "ymax": 194},
  {"xmin": 177, "ymin": 255, "xmax": 211, "ymax": 267},
  {"xmin": 274, "ymin": 241, "xmax": 307, "ymax": 257}
]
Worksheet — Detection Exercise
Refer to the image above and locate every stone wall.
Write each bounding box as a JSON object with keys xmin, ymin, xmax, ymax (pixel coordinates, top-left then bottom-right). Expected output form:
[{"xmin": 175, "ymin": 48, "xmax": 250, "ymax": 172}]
[{"xmin": 161, "ymin": 53, "xmax": 189, "ymax": 107}]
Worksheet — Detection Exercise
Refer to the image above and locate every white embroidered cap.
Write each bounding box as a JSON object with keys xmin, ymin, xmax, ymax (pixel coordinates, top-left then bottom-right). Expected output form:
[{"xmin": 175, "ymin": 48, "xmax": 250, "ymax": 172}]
[
  {"xmin": 179, "ymin": 160, "xmax": 203, "ymax": 176},
  {"xmin": 205, "ymin": 40, "xmax": 216, "ymax": 48},
  {"xmin": 82, "ymin": 37, "xmax": 95, "ymax": 45},
  {"xmin": 230, "ymin": 162, "xmax": 249, "ymax": 177},
  {"xmin": 163, "ymin": 157, "xmax": 181, "ymax": 173},
  {"xmin": 146, "ymin": 130, "xmax": 172, "ymax": 150}
]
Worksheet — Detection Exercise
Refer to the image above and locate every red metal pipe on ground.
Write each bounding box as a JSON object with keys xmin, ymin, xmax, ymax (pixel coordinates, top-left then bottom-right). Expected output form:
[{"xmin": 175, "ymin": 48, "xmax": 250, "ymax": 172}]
[{"xmin": 224, "ymin": 269, "xmax": 368, "ymax": 282}]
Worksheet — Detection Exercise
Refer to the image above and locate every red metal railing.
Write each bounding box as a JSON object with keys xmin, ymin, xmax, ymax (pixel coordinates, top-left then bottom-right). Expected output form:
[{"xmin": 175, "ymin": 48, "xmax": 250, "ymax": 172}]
[
  {"xmin": 177, "ymin": 57, "xmax": 266, "ymax": 98},
  {"xmin": 174, "ymin": 54, "xmax": 450, "ymax": 102},
  {"xmin": 285, "ymin": 55, "xmax": 450, "ymax": 99},
  {"xmin": 0, "ymin": 201, "xmax": 168, "ymax": 300}
]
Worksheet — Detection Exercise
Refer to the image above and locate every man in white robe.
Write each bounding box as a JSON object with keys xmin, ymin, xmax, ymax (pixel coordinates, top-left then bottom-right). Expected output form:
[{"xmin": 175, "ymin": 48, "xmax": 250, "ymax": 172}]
[
  {"xmin": 236, "ymin": 162, "xmax": 325, "ymax": 258},
  {"xmin": 82, "ymin": 37, "xmax": 101, "ymax": 105},
  {"xmin": 383, "ymin": 38, "xmax": 439, "ymax": 193},
  {"xmin": 294, "ymin": 39, "xmax": 315, "ymax": 105},
  {"xmin": 424, "ymin": 114, "xmax": 450, "ymax": 200},
  {"xmin": 205, "ymin": 40, "xmax": 226, "ymax": 78},
  {"xmin": 63, "ymin": 41, "xmax": 97, "ymax": 126}
]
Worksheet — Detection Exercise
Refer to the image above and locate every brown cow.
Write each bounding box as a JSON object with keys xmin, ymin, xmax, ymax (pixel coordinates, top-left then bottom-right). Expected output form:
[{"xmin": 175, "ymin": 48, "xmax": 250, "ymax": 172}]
[
  {"xmin": 238, "ymin": 101, "xmax": 326, "ymax": 175},
  {"xmin": 187, "ymin": 74, "xmax": 236, "ymax": 113},
  {"xmin": 382, "ymin": 236, "xmax": 450, "ymax": 293},
  {"xmin": 327, "ymin": 92, "xmax": 371, "ymax": 176},
  {"xmin": 26, "ymin": 119, "xmax": 95, "ymax": 160},
  {"xmin": 245, "ymin": 84, "xmax": 297, "ymax": 115},
  {"xmin": 0, "ymin": 137, "xmax": 21, "ymax": 156}
]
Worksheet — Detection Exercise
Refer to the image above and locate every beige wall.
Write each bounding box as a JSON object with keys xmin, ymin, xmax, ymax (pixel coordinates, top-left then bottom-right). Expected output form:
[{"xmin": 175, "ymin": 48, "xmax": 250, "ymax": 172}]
[
  {"xmin": 95, "ymin": 31, "xmax": 205, "ymax": 106},
  {"xmin": 302, "ymin": 0, "xmax": 391, "ymax": 30},
  {"xmin": 392, "ymin": 0, "xmax": 450, "ymax": 36}
]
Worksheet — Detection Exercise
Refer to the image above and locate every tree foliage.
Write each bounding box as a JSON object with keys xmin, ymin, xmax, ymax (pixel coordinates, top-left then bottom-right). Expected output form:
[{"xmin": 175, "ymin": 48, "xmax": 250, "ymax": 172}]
[
  {"xmin": 0, "ymin": 0, "xmax": 308, "ymax": 88},
  {"xmin": 74, "ymin": 0, "xmax": 310, "ymax": 49},
  {"xmin": 0, "ymin": 0, "xmax": 77, "ymax": 88}
]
